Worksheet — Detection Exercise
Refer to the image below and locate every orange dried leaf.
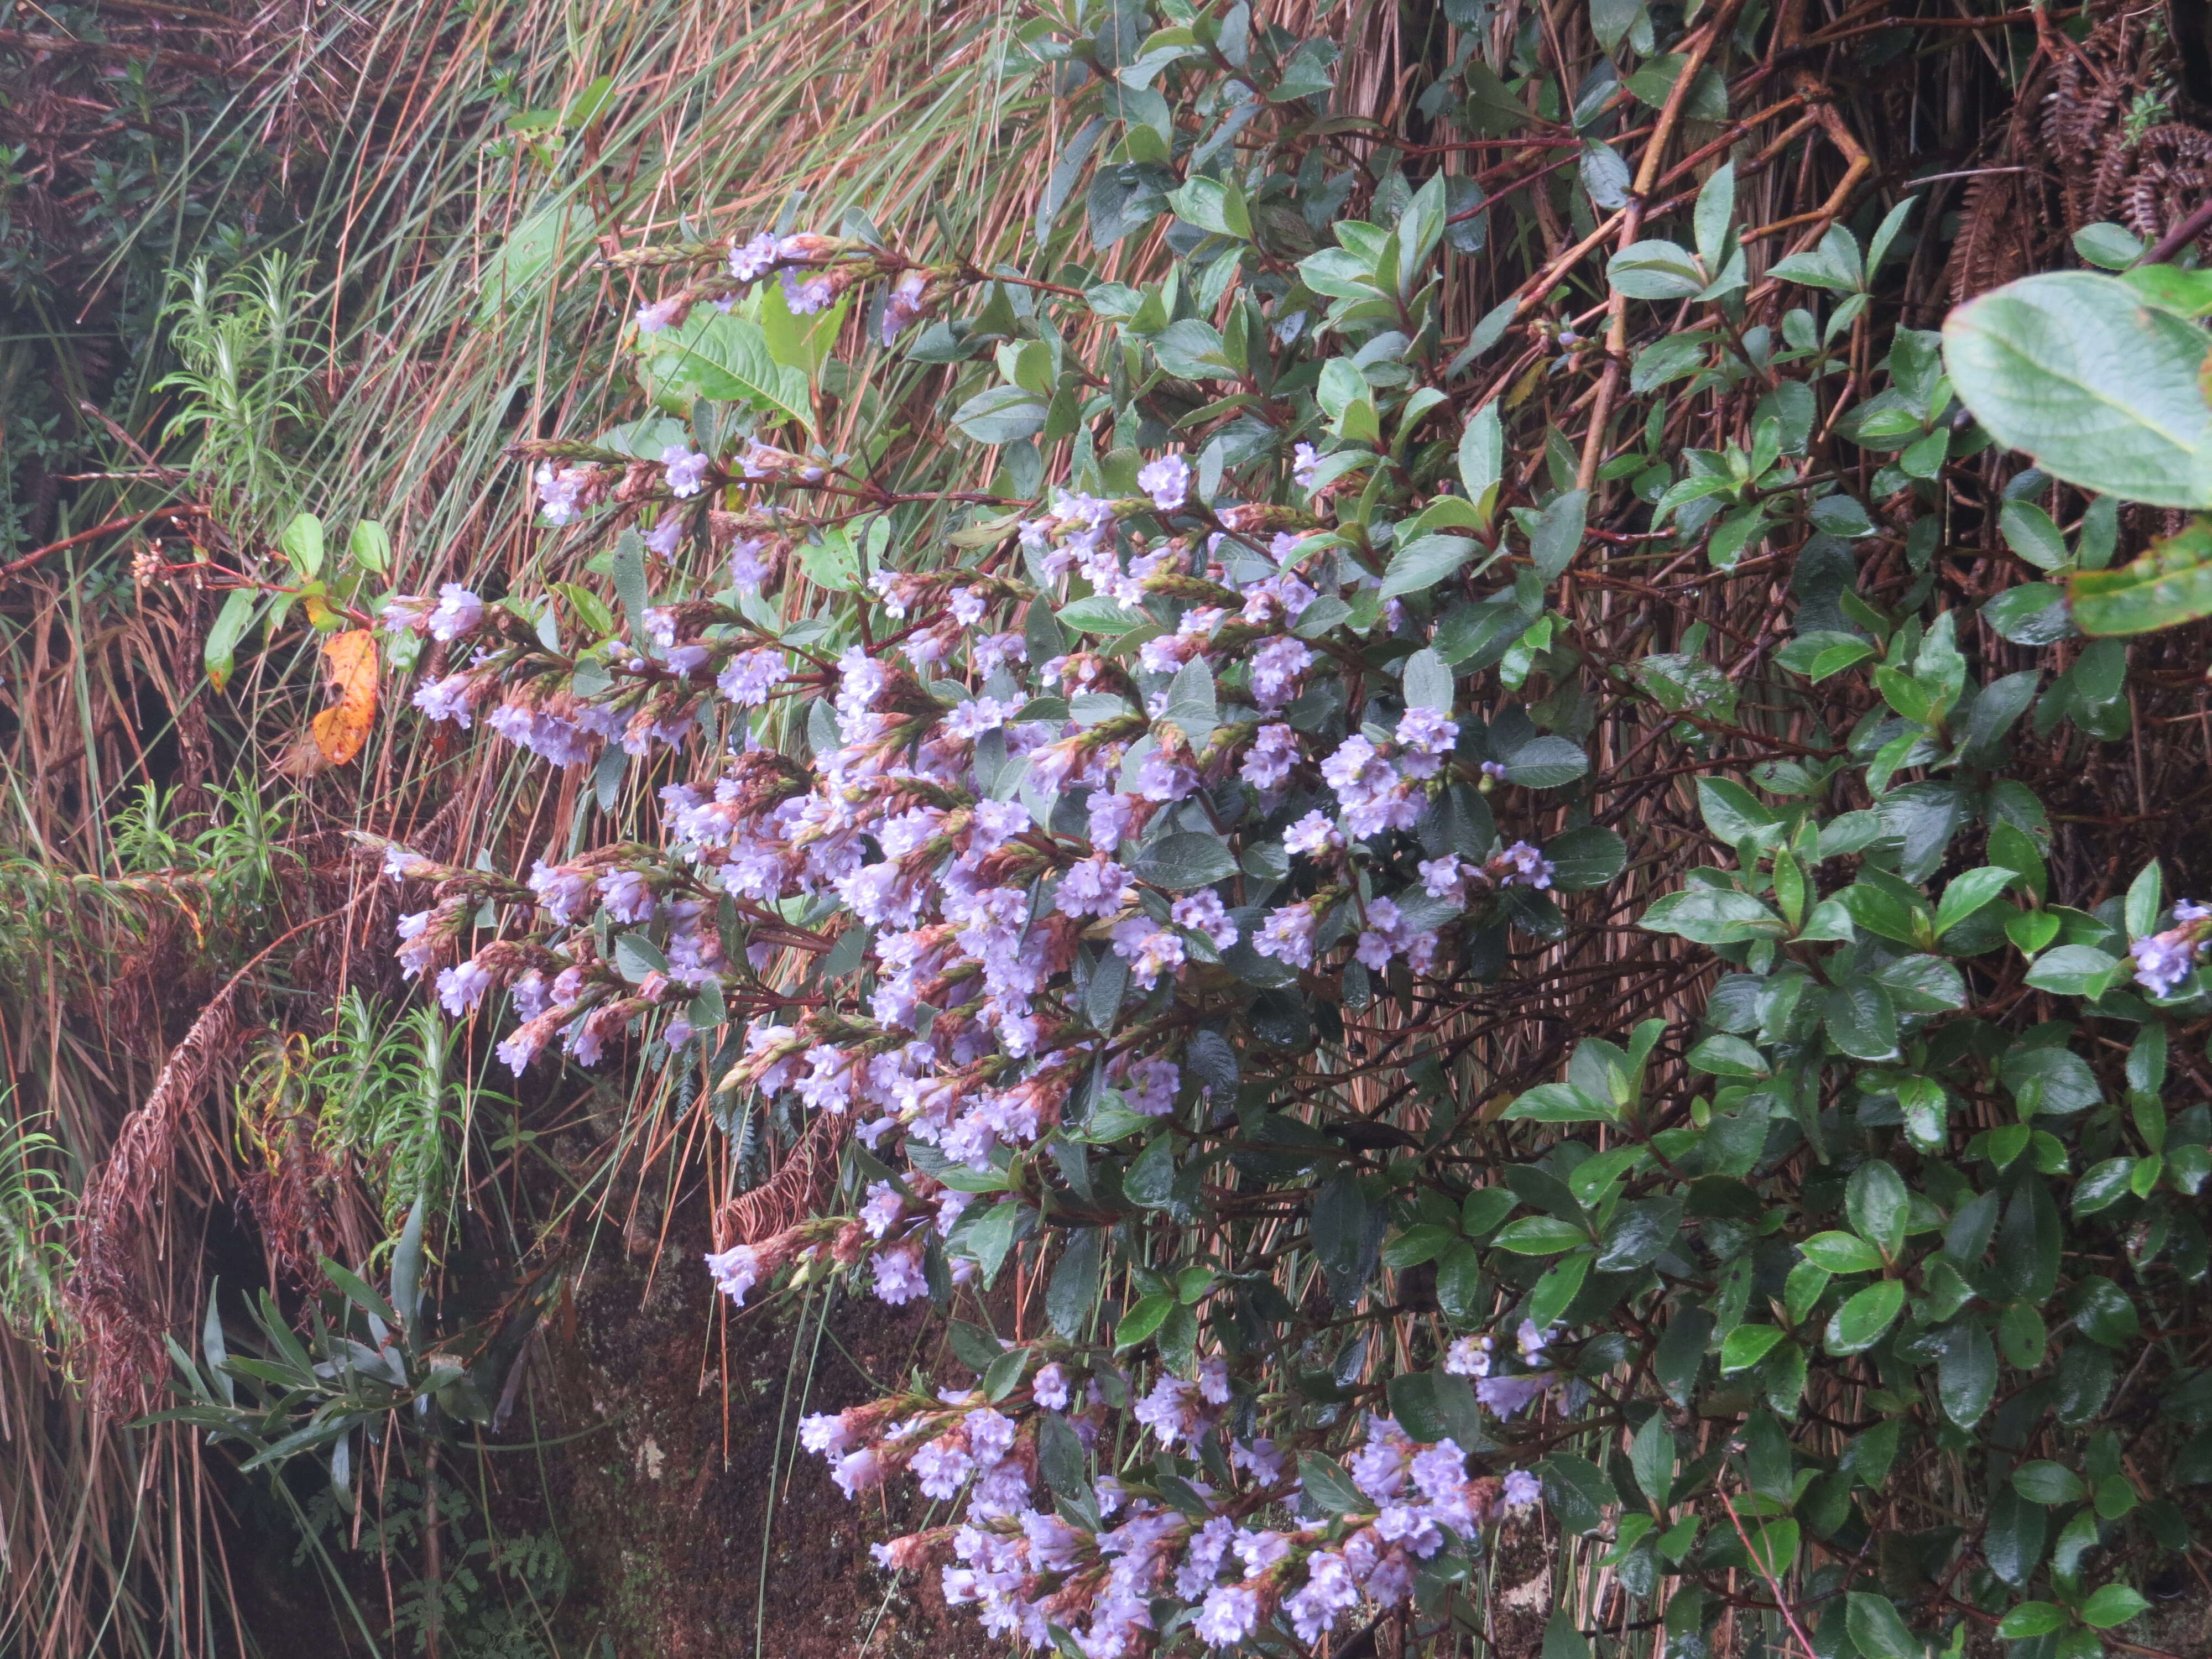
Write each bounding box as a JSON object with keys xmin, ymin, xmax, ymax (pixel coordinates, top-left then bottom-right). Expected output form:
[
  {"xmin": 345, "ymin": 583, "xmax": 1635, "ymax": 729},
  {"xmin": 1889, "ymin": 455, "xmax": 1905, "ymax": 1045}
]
[{"xmin": 310, "ymin": 629, "xmax": 379, "ymax": 764}]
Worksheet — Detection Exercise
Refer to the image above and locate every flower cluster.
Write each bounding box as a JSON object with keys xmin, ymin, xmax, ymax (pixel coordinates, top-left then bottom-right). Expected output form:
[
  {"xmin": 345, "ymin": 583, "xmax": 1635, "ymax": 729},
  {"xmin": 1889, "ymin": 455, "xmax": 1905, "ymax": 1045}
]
[
  {"xmin": 797, "ymin": 1363, "xmax": 1543, "ymax": 1658},
  {"xmin": 370, "ymin": 215, "xmax": 1608, "ymax": 1654},
  {"xmin": 2129, "ymin": 900, "xmax": 2212, "ymax": 996}
]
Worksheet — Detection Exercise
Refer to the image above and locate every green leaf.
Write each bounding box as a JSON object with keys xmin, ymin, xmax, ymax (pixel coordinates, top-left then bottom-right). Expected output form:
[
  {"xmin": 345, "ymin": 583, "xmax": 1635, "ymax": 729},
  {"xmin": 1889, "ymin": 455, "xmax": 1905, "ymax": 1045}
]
[
  {"xmin": 2070, "ymin": 519, "xmax": 2212, "ymax": 635},
  {"xmin": 1299, "ymin": 1452, "xmax": 1366, "ymax": 1514},
  {"xmin": 1037, "ymin": 1407, "xmax": 1087, "ymax": 1500},
  {"xmin": 1160, "ymin": 658, "xmax": 1218, "ymax": 748},
  {"xmin": 1459, "ymin": 401, "xmax": 1503, "ymax": 517},
  {"xmin": 1130, "ymin": 832, "xmax": 1238, "ymax": 890},
  {"xmin": 1629, "ymin": 1411, "xmax": 1675, "ymax": 1506},
  {"xmin": 2012, "ymin": 1460, "xmax": 2085, "ymax": 1505},
  {"xmin": 1797, "ymin": 1231, "xmax": 1883, "ymax": 1274},
  {"xmin": 390, "ymin": 1197, "xmax": 426, "ymax": 1329},
  {"xmin": 1687, "ymin": 1035, "xmax": 1768, "ymax": 1078},
  {"xmin": 2000, "ymin": 500, "xmax": 2072, "ymax": 571},
  {"xmin": 1528, "ymin": 489, "xmax": 1588, "ymax": 581},
  {"xmin": 1721, "ymin": 1325, "xmax": 1787, "ymax": 1374},
  {"xmin": 1541, "ymin": 1607, "xmax": 1590, "ymax": 1659},
  {"xmin": 1983, "ymin": 582, "xmax": 2079, "ymax": 644},
  {"xmin": 1152, "ymin": 318, "xmax": 1236, "ymax": 380},
  {"xmin": 1844, "ymin": 1592, "xmax": 1924, "ymax": 1659},
  {"xmin": 1115, "ymin": 1292, "xmax": 1175, "ymax": 1348},
  {"xmin": 1745, "ymin": 1518, "xmax": 1799, "ymax": 1577},
  {"xmin": 1379, "ymin": 534, "xmax": 1479, "ymax": 600},
  {"xmin": 1846, "ymin": 1160, "xmax": 1910, "ymax": 1259},
  {"xmin": 951, "ymin": 384, "xmax": 1051, "ymax": 445},
  {"xmin": 1996, "ymin": 1603, "xmax": 2069, "ymax": 1639},
  {"xmin": 1824, "ymin": 979, "xmax": 1900, "ymax": 1061},
  {"xmin": 1491, "ymin": 1216, "xmax": 1592, "ymax": 1254},
  {"xmin": 1641, "ymin": 888, "xmax": 1786, "ymax": 944},
  {"xmin": 1543, "ymin": 825, "xmax": 1626, "ymax": 890},
  {"xmin": 1536, "ymin": 1452, "xmax": 1620, "ymax": 1536},
  {"xmin": 1609, "ymin": 239, "xmax": 1706, "ymax": 300},
  {"xmin": 1501, "ymin": 1083, "xmax": 1615, "ymax": 1124},
  {"xmin": 2070, "ymin": 1276, "xmax": 2140, "ymax": 1348},
  {"xmin": 1695, "ymin": 777, "xmax": 1778, "ymax": 847},
  {"xmin": 278, "ymin": 513, "xmax": 325, "ymax": 578},
  {"xmin": 1528, "ymin": 1250, "xmax": 1593, "ymax": 1329},
  {"xmin": 614, "ymin": 932, "xmax": 669, "ymax": 982},
  {"xmin": 759, "ymin": 278, "xmax": 850, "ymax": 377},
  {"xmin": 641, "ymin": 309, "xmax": 813, "ymax": 430},
  {"xmin": 1400, "ymin": 647, "xmax": 1454, "ymax": 713},
  {"xmin": 347, "ymin": 520, "xmax": 390, "ymax": 573},
  {"xmin": 1057, "ymin": 594, "xmax": 1147, "ymax": 634},
  {"xmin": 1942, "ymin": 272, "xmax": 2212, "ymax": 508},
  {"xmin": 1934, "ymin": 866, "xmax": 2013, "ymax": 936},
  {"xmin": 204, "ymin": 589, "xmax": 259, "ymax": 692},
  {"xmin": 1387, "ymin": 1369, "xmax": 1482, "ymax": 1447},
  {"xmin": 1937, "ymin": 1321, "xmax": 1997, "ymax": 1427},
  {"xmin": 1984, "ymin": 1486, "xmax": 2048, "ymax": 1588},
  {"xmin": 2079, "ymin": 1585, "xmax": 2150, "ymax": 1629},
  {"xmin": 1047, "ymin": 1228, "xmax": 1103, "ymax": 1338},
  {"xmin": 1825, "ymin": 1280, "xmax": 1906, "ymax": 1355},
  {"xmin": 1501, "ymin": 735, "xmax": 1589, "ymax": 789},
  {"xmin": 320, "ymin": 1257, "xmax": 399, "ymax": 1332},
  {"xmin": 2021, "ymin": 945, "xmax": 2127, "ymax": 999}
]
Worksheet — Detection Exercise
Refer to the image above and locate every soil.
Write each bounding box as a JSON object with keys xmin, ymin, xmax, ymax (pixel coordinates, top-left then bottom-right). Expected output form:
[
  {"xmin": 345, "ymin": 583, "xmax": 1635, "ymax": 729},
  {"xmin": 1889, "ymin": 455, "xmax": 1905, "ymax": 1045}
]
[{"xmin": 531, "ymin": 1203, "xmax": 999, "ymax": 1659}]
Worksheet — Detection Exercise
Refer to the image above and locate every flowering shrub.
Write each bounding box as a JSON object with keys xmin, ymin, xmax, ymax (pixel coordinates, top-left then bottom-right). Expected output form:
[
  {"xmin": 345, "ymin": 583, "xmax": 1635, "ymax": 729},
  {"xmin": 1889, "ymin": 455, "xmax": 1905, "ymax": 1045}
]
[{"xmin": 358, "ymin": 5, "xmax": 2212, "ymax": 1656}]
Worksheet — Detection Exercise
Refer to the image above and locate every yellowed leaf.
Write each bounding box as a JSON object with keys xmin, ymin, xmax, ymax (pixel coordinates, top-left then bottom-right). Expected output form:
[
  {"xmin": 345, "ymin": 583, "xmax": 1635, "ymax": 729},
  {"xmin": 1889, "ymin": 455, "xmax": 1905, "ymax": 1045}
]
[{"xmin": 310, "ymin": 629, "xmax": 379, "ymax": 764}]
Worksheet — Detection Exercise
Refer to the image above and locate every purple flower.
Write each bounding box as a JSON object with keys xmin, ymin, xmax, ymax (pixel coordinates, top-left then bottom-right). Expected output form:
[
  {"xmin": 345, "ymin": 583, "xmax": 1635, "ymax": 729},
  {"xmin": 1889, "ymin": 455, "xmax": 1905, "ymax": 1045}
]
[
  {"xmin": 1254, "ymin": 904, "xmax": 1317, "ymax": 969},
  {"xmin": 799, "ymin": 1411, "xmax": 855, "ymax": 1457},
  {"xmin": 704, "ymin": 1243, "xmax": 763, "ymax": 1305},
  {"xmin": 411, "ymin": 672, "xmax": 476, "ymax": 727},
  {"xmin": 635, "ymin": 295, "xmax": 685, "ymax": 334},
  {"xmin": 427, "ymin": 583, "xmax": 484, "ymax": 642},
  {"xmin": 729, "ymin": 232, "xmax": 778, "ymax": 281},
  {"xmin": 859, "ymin": 1179, "xmax": 904, "ymax": 1239},
  {"xmin": 528, "ymin": 859, "xmax": 595, "ymax": 923},
  {"xmin": 1171, "ymin": 890, "xmax": 1238, "ymax": 950},
  {"xmin": 1249, "ymin": 636, "xmax": 1314, "ymax": 710},
  {"xmin": 1284, "ymin": 1551, "xmax": 1359, "ymax": 1645},
  {"xmin": 718, "ymin": 648, "xmax": 785, "ymax": 706},
  {"xmin": 435, "ymin": 958, "xmax": 493, "ymax": 1015},
  {"xmin": 534, "ymin": 461, "xmax": 588, "ymax": 525},
  {"xmin": 2131, "ymin": 929, "xmax": 2200, "ymax": 997},
  {"xmin": 1503, "ymin": 1468, "xmax": 1543, "ymax": 1510},
  {"xmin": 873, "ymin": 1243, "xmax": 927, "ymax": 1305},
  {"xmin": 661, "ymin": 444, "xmax": 712, "ymax": 499},
  {"xmin": 880, "ymin": 268, "xmax": 928, "ymax": 346},
  {"xmin": 1477, "ymin": 1371, "xmax": 1551, "ymax": 1419},
  {"xmin": 644, "ymin": 514, "xmax": 684, "ymax": 557},
  {"xmin": 832, "ymin": 1447, "xmax": 884, "ymax": 1498},
  {"xmin": 910, "ymin": 1438, "xmax": 973, "ymax": 1500},
  {"xmin": 1292, "ymin": 441, "xmax": 1323, "ymax": 492},
  {"xmin": 1136, "ymin": 453, "xmax": 1191, "ymax": 513},
  {"xmin": 1283, "ymin": 810, "xmax": 1342, "ymax": 858},
  {"xmin": 780, "ymin": 268, "xmax": 838, "ymax": 314},
  {"xmin": 1194, "ymin": 1585, "xmax": 1259, "ymax": 1647},
  {"xmin": 1444, "ymin": 1333, "xmax": 1493, "ymax": 1377},
  {"xmin": 380, "ymin": 593, "xmax": 429, "ymax": 634},
  {"xmin": 598, "ymin": 868, "xmax": 657, "ymax": 924},
  {"xmin": 1500, "ymin": 840, "xmax": 1556, "ymax": 889},
  {"xmin": 1055, "ymin": 857, "xmax": 1133, "ymax": 920},
  {"xmin": 729, "ymin": 537, "xmax": 772, "ymax": 592},
  {"xmin": 1240, "ymin": 722, "xmax": 1300, "ymax": 790}
]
